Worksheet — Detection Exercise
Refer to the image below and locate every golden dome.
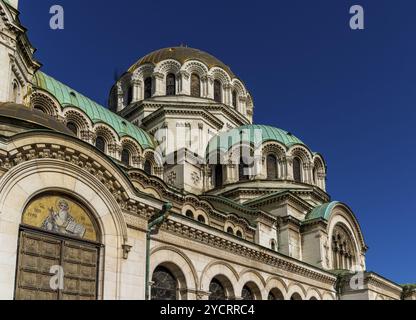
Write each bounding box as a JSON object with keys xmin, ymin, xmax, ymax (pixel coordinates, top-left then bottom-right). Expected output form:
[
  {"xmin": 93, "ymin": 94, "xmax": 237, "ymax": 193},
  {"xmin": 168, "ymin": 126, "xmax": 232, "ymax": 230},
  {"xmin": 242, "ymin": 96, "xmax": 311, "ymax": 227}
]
[{"xmin": 128, "ymin": 46, "xmax": 235, "ymax": 78}]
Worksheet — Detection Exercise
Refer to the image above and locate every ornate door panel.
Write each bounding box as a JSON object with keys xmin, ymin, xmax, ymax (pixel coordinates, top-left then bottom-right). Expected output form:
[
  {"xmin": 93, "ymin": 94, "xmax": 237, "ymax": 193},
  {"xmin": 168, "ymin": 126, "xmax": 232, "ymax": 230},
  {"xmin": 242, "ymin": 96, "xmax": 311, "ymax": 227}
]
[
  {"xmin": 61, "ymin": 241, "xmax": 98, "ymax": 300},
  {"xmin": 15, "ymin": 230, "xmax": 99, "ymax": 300}
]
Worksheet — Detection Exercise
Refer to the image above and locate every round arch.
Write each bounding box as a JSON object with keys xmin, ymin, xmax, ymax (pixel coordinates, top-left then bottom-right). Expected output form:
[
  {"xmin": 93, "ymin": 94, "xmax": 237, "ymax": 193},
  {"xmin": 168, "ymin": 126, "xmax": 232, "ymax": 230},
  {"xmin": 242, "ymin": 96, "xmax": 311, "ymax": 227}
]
[
  {"xmin": 265, "ymin": 276, "xmax": 288, "ymax": 300},
  {"xmin": 200, "ymin": 261, "xmax": 239, "ymax": 299},
  {"xmin": 286, "ymin": 282, "xmax": 307, "ymax": 300},
  {"xmin": 0, "ymin": 159, "xmax": 128, "ymax": 300},
  {"xmin": 306, "ymin": 288, "xmax": 323, "ymax": 300},
  {"xmin": 150, "ymin": 246, "xmax": 198, "ymax": 300},
  {"xmin": 237, "ymin": 270, "xmax": 266, "ymax": 300}
]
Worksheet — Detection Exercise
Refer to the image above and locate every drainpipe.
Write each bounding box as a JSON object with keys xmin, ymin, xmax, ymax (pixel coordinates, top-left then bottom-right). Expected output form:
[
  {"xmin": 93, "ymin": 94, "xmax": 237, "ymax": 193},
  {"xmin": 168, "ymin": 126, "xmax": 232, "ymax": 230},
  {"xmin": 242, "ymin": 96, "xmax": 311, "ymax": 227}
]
[{"xmin": 145, "ymin": 202, "xmax": 172, "ymax": 300}]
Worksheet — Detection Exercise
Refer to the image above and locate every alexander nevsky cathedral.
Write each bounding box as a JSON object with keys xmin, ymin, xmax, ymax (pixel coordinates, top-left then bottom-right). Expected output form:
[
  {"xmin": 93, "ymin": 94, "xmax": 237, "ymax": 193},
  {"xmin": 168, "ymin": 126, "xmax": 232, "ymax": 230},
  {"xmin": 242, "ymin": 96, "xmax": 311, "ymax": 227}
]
[{"xmin": 0, "ymin": 0, "xmax": 414, "ymax": 301}]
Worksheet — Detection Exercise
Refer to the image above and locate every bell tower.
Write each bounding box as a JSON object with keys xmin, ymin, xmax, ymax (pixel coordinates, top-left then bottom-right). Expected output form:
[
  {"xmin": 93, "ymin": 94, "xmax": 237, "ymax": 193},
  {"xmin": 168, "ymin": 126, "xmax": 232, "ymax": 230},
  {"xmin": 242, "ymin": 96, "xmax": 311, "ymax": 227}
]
[{"xmin": 0, "ymin": 0, "xmax": 40, "ymax": 104}]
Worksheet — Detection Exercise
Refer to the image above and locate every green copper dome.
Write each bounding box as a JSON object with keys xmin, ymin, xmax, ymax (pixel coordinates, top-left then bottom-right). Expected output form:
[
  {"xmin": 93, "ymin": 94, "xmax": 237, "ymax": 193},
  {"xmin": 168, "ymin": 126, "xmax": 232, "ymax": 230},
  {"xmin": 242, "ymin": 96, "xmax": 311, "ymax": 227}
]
[
  {"xmin": 304, "ymin": 201, "xmax": 340, "ymax": 222},
  {"xmin": 33, "ymin": 71, "xmax": 155, "ymax": 150},
  {"xmin": 207, "ymin": 124, "xmax": 305, "ymax": 154}
]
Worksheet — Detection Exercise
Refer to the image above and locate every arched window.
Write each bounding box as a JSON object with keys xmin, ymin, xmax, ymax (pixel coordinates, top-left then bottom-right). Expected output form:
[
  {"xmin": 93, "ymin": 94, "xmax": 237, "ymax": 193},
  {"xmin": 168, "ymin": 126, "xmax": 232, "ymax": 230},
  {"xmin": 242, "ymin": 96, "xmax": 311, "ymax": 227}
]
[
  {"xmin": 241, "ymin": 285, "xmax": 254, "ymax": 300},
  {"xmin": 144, "ymin": 160, "xmax": 152, "ymax": 175},
  {"xmin": 236, "ymin": 230, "xmax": 243, "ymax": 238},
  {"xmin": 166, "ymin": 73, "xmax": 176, "ymax": 96},
  {"xmin": 214, "ymin": 165, "xmax": 223, "ymax": 188},
  {"xmin": 214, "ymin": 80, "xmax": 222, "ymax": 103},
  {"xmin": 144, "ymin": 77, "xmax": 152, "ymax": 99},
  {"xmin": 268, "ymin": 288, "xmax": 284, "ymax": 300},
  {"xmin": 151, "ymin": 266, "xmax": 177, "ymax": 300},
  {"xmin": 209, "ymin": 278, "xmax": 226, "ymax": 300},
  {"xmin": 290, "ymin": 293, "xmax": 302, "ymax": 300},
  {"xmin": 185, "ymin": 210, "xmax": 194, "ymax": 219},
  {"xmin": 66, "ymin": 122, "xmax": 78, "ymax": 136},
  {"xmin": 197, "ymin": 215, "xmax": 206, "ymax": 224},
  {"xmin": 232, "ymin": 90, "xmax": 237, "ymax": 108},
  {"xmin": 190, "ymin": 73, "xmax": 201, "ymax": 97},
  {"xmin": 121, "ymin": 148, "xmax": 130, "ymax": 166},
  {"xmin": 331, "ymin": 225, "xmax": 355, "ymax": 271},
  {"xmin": 293, "ymin": 157, "xmax": 302, "ymax": 182},
  {"xmin": 226, "ymin": 227, "xmax": 234, "ymax": 235},
  {"xmin": 267, "ymin": 154, "xmax": 278, "ymax": 179},
  {"xmin": 95, "ymin": 136, "xmax": 106, "ymax": 153}
]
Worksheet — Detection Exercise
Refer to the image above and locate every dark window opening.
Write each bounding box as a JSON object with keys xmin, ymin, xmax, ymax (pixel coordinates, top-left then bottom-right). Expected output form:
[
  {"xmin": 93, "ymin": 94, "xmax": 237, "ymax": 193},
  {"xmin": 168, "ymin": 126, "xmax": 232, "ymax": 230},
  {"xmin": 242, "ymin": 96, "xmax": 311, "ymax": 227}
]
[
  {"xmin": 144, "ymin": 77, "xmax": 152, "ymax": 99},
  {"xmin": 267, "ymin": 154, "xmax": 278, "ymax": 179},
  {"xmin": 151, "ymin": 266, "xmax": 177, "ymax": 300},
  {"xmin": 214, "ymin": 80, "xmax": 222, "ymax": 103},
  {"xmin": 191, "ymin": 73, "xmax": 201, "ymax": 97},
  {"xmin": 121, "ymin": 149, "xmax": 130, "ymax": 166},
  {"xmin": 66, "ymin": 122, "xmax": 78, "ymax": 136},
  {"xmin": 293, "ymin": 157, "xmax": 302, "ymax": 182},
  {"xmin": 95, "ymin": 136, "xmax": 106, "ymax": 153},
  {"xmin": 209, "ymin": 278, "xmax": 226, "ymax": 300},
  {"xmin": 166, "ymin": 73, "xmax": 176, "ymax": 96}
]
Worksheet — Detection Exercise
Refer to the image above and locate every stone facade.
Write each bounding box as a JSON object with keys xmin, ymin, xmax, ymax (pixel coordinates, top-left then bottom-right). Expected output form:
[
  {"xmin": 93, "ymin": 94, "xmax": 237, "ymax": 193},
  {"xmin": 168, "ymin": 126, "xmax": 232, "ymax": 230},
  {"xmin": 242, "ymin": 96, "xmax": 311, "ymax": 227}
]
[{"xmin": 0, "ymin": 0, "xmax": 411, "ymax": 300}]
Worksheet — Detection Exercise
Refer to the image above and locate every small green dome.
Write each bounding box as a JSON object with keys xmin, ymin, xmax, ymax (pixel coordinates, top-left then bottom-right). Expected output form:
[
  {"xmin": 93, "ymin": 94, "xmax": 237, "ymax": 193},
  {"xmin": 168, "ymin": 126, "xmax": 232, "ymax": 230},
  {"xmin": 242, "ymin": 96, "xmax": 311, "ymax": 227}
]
[{"xmin": 207, "ymin": 124, "xmax": 305, "ymax": 154}]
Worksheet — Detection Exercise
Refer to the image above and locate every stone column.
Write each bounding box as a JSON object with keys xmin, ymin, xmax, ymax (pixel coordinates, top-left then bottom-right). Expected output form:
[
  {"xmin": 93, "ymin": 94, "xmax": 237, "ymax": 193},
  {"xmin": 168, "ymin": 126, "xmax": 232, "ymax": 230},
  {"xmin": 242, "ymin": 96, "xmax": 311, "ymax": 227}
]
[
  {"xmin": 81, "ymin": 130, "xmax": 95, "ymax": 144},
  {"xmin": 285, "ymin": 156, "xmax": 294, "ymax": 180},
  {"xmin": 132, "ymin": 79, "xmax": 142, "ymax": 102},
  {"xmin": 239, "ymin": 96, "xmax": 247, "ymax": 115},
  {"xmin": 179, "ymin": 70, "xmax": 190, "ymax": 95},
  {"xmin": 223, "ymin": 84, "xmax": 232, "ymax": 105},
  {"xmin": 153, "ymin": 72, "xmax": 165, "ymax": 96}
]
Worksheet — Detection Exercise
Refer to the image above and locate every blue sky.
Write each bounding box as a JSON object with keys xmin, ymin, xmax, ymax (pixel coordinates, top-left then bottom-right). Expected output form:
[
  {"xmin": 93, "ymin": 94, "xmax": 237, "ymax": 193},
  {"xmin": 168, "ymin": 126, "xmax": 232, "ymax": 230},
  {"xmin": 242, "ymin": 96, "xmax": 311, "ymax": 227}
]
[{"xmin": 19, "ymin": 0, "xmax": 415, "ymax": 284}]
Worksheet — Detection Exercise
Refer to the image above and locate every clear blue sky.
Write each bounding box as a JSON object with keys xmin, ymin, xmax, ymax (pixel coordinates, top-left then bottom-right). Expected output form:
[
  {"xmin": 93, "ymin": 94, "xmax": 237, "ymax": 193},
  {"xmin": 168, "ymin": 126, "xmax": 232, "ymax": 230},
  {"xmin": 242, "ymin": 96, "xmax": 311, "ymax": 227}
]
[{"xmin": 19, "ymin": 0, "xmax": 415, "ymax": 284}]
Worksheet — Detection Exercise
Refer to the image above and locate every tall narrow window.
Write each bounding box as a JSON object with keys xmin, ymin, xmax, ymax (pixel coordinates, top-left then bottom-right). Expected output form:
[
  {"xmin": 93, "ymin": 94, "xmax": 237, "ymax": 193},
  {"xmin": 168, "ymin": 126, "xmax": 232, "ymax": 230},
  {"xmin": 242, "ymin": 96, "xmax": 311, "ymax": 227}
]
[
  {"xmin": 214, "ymin": 80, "xmax": 222, "ymax": 103},
  {"xmin": 166, "ymin": 73, "xmax": 176, "ymax": 96},
  {"xmin": 293, "ymin": 157, "xmax": 302, "ymax": 182},
  {"xmin": 267, "ymin": 154, "xmax": 278, "ymax": 179},
  {"xmin": 214, "ymin": 165, "xmax": 223, "ymax": 188},
  {"xmin": 239, "ymin": 157, "xmax": 250, "ymax": 181},
  {"xmin": 127, "ymin": 85, "xmax": 133, "ymax": 105},
  {"xmin": 66, "ymin": 122, "xmax": 78, "ymax": 136},
  {"xmin": 226, "ymin": 227, "xmax": 234, "ymax": 235},
  {"xmin": 121, "ymin": 149, "xmax": 130, "ymax": 166},
  {"xmin": 144, "ymin": 160, "xmax": 152, "ymax": 175},
  {"xmin": 191, "ymin": 73, "xmax": 201, "ymax": 97},
  {"xmin": 144, "ymin": 77, "xmax": 152, "ymax": 99},
  {"xmin": 95, "ymin": 136, "xmax": 106, "ymax": 153},
  {"xmin": 232, "ymin": 90, "xmax": 237, "ymax": 108}
]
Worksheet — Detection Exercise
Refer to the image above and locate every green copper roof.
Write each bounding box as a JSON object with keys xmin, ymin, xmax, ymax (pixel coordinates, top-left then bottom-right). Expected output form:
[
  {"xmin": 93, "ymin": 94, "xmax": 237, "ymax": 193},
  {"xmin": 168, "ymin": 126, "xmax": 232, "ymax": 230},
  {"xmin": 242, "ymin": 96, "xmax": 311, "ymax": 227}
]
[
  {"xmin": 305, "ymin": 201, "xmax": 340, "ymax": 221},
  {"xmin": 207, "ymin": 124, "xmax": 305, "ymax": 154},
  {"xmin": 33, "ymin": 71, "xmax": 154, "ymax": 150}
]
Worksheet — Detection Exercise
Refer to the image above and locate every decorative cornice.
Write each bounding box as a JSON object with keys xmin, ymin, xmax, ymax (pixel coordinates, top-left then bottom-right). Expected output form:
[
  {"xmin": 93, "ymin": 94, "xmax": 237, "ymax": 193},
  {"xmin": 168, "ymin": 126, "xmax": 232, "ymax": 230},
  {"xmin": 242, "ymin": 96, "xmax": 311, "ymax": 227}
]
[{"xmin": 161, "ymin": 218, "xmax": 337, "ymax": 285}]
